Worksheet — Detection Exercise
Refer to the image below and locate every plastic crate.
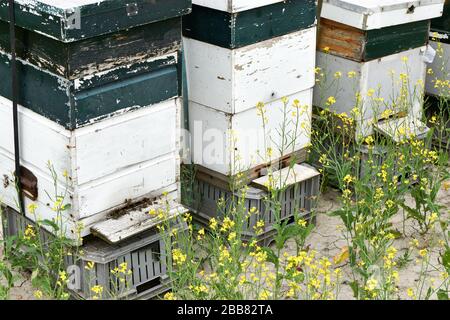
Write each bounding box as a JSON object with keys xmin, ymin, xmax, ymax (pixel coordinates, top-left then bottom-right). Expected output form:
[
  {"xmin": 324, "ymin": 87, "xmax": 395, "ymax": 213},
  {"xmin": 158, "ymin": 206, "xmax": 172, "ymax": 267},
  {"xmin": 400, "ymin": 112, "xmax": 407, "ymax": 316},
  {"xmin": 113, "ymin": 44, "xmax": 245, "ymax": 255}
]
[
  {"xmin": 1, "ymin": 206, "xmax": 186, "ymax": 300},
  {"xmin": 186, "ymin": 164, "xmax": 320, "ymax": 244}
]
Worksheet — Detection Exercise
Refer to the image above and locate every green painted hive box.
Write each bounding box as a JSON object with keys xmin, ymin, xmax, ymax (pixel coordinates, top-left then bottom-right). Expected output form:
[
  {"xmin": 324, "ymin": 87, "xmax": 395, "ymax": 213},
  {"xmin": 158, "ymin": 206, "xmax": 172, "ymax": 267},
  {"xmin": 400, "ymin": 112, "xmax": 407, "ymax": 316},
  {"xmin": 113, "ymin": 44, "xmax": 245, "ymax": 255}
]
[
  {"xmin": 0, "ymin": 0, "xmax": 191, "ymax": 129},
  {"xmin": 318, "ymin": 0, "xmax": 445, "ymax": 61},
  {"xmin": 431, "ymin": 0, "xmax": 450, "ymax": 34},
  {"xmin": 0, "ymin": 17, "xmax": 182, "ymax": 79},
  {"xmin": 183, "ymin": 0, "xmax": 317, "ymax": 49},
  {"xmin": 318, "ymin": 18, "xmax": 430, "ymax": 62},
  {"xmin": 0, "ymin": 51, "xmax": 180, "ymax": 129},
  {"xmin": 0, "ymin": 0, "xmax": 192, "ymax": 42}
]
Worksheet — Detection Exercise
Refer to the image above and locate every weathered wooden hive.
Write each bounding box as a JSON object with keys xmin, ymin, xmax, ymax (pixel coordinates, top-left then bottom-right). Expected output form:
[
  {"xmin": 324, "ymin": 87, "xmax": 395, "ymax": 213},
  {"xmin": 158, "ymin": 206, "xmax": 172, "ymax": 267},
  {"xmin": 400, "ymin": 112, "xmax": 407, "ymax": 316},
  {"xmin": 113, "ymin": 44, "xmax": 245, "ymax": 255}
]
[
  {"xmin": 182, "ymin": 0, "xmax": 320, "ymax": 240},
  {"xmin": 426, "ymin": 0, "xmax": 450, "ymax": 98},
  {"xmin": 0, "ymin": 0, "xmax": 191, "ymax": 299},
  {"xmin": 425, "ymin": 1, "xmax": 449, "ymax": 148},
  {"xmin": 314, "ymin": 0, "xmax": 445, "ymax": 139}
]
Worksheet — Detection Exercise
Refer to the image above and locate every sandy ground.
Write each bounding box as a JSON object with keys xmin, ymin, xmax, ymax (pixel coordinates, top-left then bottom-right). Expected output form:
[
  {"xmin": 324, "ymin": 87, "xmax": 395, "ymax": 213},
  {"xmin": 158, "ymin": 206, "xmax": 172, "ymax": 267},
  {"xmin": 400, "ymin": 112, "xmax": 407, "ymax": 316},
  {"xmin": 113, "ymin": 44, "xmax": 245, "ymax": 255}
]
[{"xmin": 1, "ymin": 183, "xmax": 449, "ymax": 300}]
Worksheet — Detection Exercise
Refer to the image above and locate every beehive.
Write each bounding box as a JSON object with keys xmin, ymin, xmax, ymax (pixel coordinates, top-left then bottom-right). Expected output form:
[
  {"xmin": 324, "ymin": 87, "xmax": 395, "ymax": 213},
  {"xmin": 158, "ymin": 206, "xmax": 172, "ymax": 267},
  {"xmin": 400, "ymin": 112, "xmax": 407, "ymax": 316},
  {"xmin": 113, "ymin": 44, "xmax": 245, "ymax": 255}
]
[
  {"xmin": 0, "ymin": 0, "xmax": 191, "ymax": 239},
  {"xmin": 183, "ymin": 0, "xmax": 317, "ymax": 177},
  {"xmin": 0, "ymin": 0, "xmax": 191, "ymax": 42},
  {"xmin": 314, "ymin": 0, "xmax": 445, "ymax": 138},
  {"xmin": 189, "ymin": 90, "xmax": 313, "ymax": 176},
  {"xmin": 426, "ymin": 1, "xmax": 450, "ymax": 98}
]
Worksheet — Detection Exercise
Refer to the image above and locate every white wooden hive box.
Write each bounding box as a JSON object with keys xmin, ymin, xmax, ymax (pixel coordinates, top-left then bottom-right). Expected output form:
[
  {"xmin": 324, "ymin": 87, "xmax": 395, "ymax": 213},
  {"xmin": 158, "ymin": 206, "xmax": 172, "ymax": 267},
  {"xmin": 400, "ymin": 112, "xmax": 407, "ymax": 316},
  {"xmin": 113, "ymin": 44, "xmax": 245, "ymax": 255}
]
[
  {"xmin": 0, "ymin": 96, "xmax": 181, "ymax": 239},
  {"xmin": 321, "ymin": 0, "xmax": 445, "ymax": 30},
  {"xmin": 183, "ymin": 27, "xmax": 317, "ymax": 114},
  {"xmin": 314, "ymin": 46, "xmax": 427, "ymax": 138},
  {"xmin": 189, "ymin": 89, "xmax": 313, "ymax": 176}
]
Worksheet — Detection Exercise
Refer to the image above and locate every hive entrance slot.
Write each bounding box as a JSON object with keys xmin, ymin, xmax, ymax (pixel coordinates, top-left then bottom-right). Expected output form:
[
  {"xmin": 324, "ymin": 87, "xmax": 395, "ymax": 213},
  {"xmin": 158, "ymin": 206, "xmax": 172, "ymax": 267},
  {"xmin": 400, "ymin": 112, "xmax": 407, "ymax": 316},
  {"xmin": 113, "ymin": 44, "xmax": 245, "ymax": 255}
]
[{"xmin": 136, "ymin": 277, "xmax": 161, "ymax": 294}]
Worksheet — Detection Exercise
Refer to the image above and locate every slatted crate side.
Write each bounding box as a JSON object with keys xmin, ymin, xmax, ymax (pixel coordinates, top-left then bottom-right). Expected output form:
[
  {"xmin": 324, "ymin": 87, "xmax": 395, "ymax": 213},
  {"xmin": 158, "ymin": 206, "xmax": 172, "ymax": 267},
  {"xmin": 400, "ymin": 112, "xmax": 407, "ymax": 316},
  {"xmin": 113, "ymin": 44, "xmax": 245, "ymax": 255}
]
[
  {"xmin": 183, "ymin": 27, "xmax": 316, "ymax": 114},
  {"xmin": 321, "ymin": 0, "xmax": 445, "ymax": 31},
  {"xmin": 314, "ymin": 47, "xmax": 426, "ymax": 138},
  {"xmin": 3, "ymin": 207, "xmax": 186, "ymax": 300},
  {"xmin": 1, "ymin": 206, "xmax": 72, "ymax": 261},
  {"xmin": 77, "ymin": 221, "xmax": 187, "ymax": 300},
  {"xmin": 78, "ymin": 239, "xmax": 168, "ymax": 299},
  {"xmin": 189, "ymin": 171, "xmax": 320, "ymax": 238}
]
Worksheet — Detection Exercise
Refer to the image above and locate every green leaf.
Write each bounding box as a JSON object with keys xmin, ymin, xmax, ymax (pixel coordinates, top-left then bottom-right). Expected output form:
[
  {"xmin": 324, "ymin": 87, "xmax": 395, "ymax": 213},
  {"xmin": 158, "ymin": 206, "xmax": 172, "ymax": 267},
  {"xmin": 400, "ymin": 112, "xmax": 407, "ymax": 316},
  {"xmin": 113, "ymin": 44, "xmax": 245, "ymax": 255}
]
[
  {"xmin": 61, "ymin": 203, "xmax": 72, "ymax": 211},
  {"xmin": 39, "ymin": 219, "xmax": 59, "ymax": 232},
  {"xmin": 261, "ymin": 247, "xmax": 279, "ymax": 267},
  {"xmin": 441, "ymin": 249, "xmax": 450, "ymax": 271},
  {"xmin": 437, "ymin": 290, "xmax": 449, "ymax": 300},
  {"xmin": 349, "ymin": 281, "xmax": 360, "ymax": 299}
]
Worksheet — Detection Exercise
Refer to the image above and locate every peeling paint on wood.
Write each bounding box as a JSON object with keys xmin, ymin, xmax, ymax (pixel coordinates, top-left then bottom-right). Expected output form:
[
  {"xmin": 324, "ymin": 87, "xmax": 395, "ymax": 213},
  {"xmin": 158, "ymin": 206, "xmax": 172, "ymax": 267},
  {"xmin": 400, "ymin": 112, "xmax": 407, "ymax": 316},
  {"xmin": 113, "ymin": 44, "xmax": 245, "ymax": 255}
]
[
  {"xmin": 0, "ymin": 0, "xmax": 192, "ymax": 42},
  {"xmin": 183, "ymin": 0, "xmax": 316, "ymax": 49},
  {"xmin": 188, "ymin": 89, "xmax": 313, "ymax": 176},
  {"xmin": 0, "ymin": 17, "xmax": 182, "ymax": 79},
  {"xmin": 0, "ymin": 51, "xmax": 179, "ymax": 129},
  {"xmin": 318, "ymin": 18, "xmax": 429, "ymax": 62},
  {"xmin": 314, "ymin": 47, "xmax": 427, "ymax": 138},
  {"xmin": 0, "ymin": 96, "xmax": 181, "ymax": 239},
  {"xmin": 183, "ymin": 27, "xmax": 316, "ymax": 114}
]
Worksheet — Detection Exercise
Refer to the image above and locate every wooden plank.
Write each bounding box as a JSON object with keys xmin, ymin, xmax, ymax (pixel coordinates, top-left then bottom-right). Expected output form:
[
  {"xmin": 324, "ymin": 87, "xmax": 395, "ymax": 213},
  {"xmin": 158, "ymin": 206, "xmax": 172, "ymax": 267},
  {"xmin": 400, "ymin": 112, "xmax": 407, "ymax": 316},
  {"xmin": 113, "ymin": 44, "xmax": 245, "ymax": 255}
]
[
  {"xmin": 0, "ymin": 0, "xmax": 191, "ymax": 42},
  {"xmin": 251, "ymin": 164, "xmax": 320, "ymax": 191},
  {"xmin": 0, "ymin": 51, "xmax": 179, "ymax": 129},
  {"xmin": 318, "ymin": 18, "xmax": 429, "ymax": 62},
  {"xmin": 184, "ymin": 27, "xmax": 316, "ymax": 114},
  {"xmin": 0, "ymin": 18, "xmax": 182, "ymax": 79},
  {"xmin": 188, "ymin": 89, "xmax": 312, "ymax": 176},
  {"xmin": 364, "ymin": 21, "xmax": 429, "ymax": 61},
  {"xmin": 183, "ymin": 0, "xmax": 317, "ymax": 49},
  {"xmin": 318, "ymin": 18, "xmax": 365, "ymax": 61},
  {"xmin": 91, "ymin": 200, "xmax": 188, "ymax": 244},
  {"xmin": 191, "ymin": 148, "xmax": 308, "ymax": 189},
  {"xmin": 321, "ymin": 0, "xmax": 445, "ymax": 30}
]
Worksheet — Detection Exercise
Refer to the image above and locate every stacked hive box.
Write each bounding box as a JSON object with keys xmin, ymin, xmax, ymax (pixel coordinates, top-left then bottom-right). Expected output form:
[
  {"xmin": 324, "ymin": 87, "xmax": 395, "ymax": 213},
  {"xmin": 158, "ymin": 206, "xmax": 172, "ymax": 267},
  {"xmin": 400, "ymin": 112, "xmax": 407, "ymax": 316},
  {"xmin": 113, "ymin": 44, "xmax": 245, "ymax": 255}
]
[
  {"xmin": 314, "ymin": 0, "xmax": 445, "ymax": 140},
  {"xmin": 0, "ymin": 0, "xmax": 191, "ymax": 299},
  {"xmin": 425, "ymin": 1, "xmax": 450, "ymax": 147},
  {"xmin": 427, "ymin": 0, "xmax": 450, "ymax": 98},
  {"xmin": 182, "ymin": 0, "xmax": 320, "ymax": 242}
]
